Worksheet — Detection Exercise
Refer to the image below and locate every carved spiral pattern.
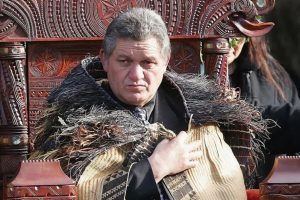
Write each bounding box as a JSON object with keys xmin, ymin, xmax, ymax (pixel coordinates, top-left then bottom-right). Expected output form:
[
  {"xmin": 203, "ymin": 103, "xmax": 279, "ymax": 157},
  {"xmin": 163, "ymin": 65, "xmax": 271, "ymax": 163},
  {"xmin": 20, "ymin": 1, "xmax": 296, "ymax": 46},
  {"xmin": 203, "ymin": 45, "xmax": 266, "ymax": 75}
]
[
  {"xmin": 2, "ymin": 0, "xmax": 40, "ymax": 37},
  {"xmin": 232, "ymin": 0, "xmax": 257, "ymax": 19},
  {"xmin": 190, "ymin": 0, "xmax": 260, "ymax": 37},
  {"xmin": 0, "ymin": 19, "xmax": 17, "ymax": 39},
  {"xmin": 0, "ymin": 0, "xmax": 270, "ymax": 39},
  {"xmin": 215, "ymin": 20, "xmax": 241, "ymax": 37},
  {"xmin": 0, "ymin": 59, "xmax": 27, "ymax": 125},
  {"xmin": 190, "ymin": 0, "xmax": 238, "ymax": 37}
]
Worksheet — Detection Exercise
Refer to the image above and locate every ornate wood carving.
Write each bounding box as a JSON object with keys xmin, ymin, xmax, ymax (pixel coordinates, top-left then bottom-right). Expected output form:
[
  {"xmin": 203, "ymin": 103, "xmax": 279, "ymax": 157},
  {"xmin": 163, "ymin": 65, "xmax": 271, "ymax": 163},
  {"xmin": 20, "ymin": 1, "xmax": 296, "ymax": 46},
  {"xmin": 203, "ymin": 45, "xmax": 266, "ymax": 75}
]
[
  {"xmin": 260, "ymin": 156, "xmax": 300, "ymax": 200},
  {"xmin": 0, "ymin": 126, "xmax": 28, "ymax": 200},
  {"xmin": 203, "ymin": 38, "xmax": 230, "ymax": 87},
  {"xmin": 27, "ymin": 41, "xmax": 101, "ymax": 136},
  {"xmin": 0, "ymin": 43, "xmax": 27, "ymax": 126},
  {"xmin": 6, "ymin": 160, "xmax": 77, "ymax": 199},
  {"xmin": 0, "ymin": 0, "xmax": 274, "ymax": 40},
  {"xmin": 168, "ymin": 39, "xmax": 201, "ymax": 74},
  {"xmin": 0, "ymin": 42, "xmax": 28, "ymax": 199}
]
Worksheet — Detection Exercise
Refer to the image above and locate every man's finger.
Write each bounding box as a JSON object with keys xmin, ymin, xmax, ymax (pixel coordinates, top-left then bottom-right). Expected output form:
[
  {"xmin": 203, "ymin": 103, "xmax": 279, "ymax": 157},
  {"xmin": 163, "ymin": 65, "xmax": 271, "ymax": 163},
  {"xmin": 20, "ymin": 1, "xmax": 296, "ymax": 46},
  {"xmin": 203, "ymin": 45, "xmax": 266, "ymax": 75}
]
[
  {"xmin": 188, "ymin": 141, "xmax": 202, "ymax": 152},
  {"xmin": 189, "ymin": 150, "xmax": 202, "ymax": 161},
  {"xmin": 175, "ymin": 131, "xmax": 188, "ymax": 142}
]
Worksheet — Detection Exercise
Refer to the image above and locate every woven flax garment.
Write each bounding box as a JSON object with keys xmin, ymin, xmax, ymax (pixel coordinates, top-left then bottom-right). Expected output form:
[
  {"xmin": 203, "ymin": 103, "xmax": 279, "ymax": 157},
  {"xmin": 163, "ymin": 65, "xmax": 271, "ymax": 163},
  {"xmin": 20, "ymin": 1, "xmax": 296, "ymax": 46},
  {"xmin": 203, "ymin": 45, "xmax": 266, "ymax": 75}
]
[
  {"xmin": 183, "ymin": 124, "xmax": 247, "ymax": 200},
  {"xmin": 77, "ymin": 124, "xmax": 246, "ymax": 200}
]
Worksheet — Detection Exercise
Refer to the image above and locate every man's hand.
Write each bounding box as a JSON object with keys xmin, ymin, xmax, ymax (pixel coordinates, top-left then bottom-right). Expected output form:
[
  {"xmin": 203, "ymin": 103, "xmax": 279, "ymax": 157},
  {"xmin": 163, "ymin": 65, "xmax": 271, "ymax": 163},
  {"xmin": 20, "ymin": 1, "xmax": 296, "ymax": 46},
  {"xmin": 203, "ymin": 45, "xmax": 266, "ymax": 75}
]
[{"xmin": 148, "ymin": 131, "xmax": 202, "ymax": 183}]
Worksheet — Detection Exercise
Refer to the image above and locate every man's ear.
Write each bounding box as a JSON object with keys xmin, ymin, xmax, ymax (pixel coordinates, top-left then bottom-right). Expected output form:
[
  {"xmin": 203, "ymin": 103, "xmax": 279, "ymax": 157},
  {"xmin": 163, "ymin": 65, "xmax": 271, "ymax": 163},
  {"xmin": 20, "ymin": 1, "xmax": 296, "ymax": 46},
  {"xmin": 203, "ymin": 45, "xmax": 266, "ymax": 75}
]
[{"xmin": 99, "ymin": 49, "xmax": 108, "ymax": 72}]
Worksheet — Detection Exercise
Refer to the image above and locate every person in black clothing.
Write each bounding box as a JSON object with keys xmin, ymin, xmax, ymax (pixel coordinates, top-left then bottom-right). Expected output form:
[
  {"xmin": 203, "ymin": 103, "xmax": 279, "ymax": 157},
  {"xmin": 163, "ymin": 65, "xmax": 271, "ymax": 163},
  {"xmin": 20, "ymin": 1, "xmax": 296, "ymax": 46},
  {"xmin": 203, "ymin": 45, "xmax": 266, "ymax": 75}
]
[{"xmin": 228, "ymin": 36, "xmax": 300, "ymax": 185}]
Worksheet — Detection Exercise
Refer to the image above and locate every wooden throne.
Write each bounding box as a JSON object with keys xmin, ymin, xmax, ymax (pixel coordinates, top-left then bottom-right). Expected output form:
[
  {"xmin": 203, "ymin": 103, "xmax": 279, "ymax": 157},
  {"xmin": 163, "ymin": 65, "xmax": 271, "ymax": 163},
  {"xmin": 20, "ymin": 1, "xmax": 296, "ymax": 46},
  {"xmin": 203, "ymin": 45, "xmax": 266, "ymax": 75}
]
[{"xmin": 0, "ymin": 0, "xmax": 275, "ymax": 198}]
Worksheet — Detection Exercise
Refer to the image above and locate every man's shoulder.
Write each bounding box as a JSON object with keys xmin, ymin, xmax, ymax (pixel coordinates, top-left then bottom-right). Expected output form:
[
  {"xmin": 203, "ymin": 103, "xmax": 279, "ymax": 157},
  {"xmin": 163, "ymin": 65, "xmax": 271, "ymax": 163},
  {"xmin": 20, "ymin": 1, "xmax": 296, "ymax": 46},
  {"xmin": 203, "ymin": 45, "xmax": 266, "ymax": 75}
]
[
  {"xmin": 80, "ymin": 56, "xmax": 100, "ymax": 69},
  {"xmin": 80, "ymin": 56, "xmax": 107, "ymax": 80},
  {"xmin": 47, "ymin": 57, "xmax": 104, "ymax": 104}
]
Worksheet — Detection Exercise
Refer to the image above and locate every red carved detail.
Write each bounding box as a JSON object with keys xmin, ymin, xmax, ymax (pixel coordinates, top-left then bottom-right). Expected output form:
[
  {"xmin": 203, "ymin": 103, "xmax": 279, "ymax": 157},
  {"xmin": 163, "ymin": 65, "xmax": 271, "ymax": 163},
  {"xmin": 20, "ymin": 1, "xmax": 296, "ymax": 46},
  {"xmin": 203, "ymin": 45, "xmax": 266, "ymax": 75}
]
[
  {"xmin": 6, "ymin": 160, "xmax": 77, "ymax": 198},
  {"xmin": 27, "ymin": 42, "xmax": 100, "ymax": 139},
  {"xmin": 169, "ymin": 42, "xmax": 200, "ymax": 73},
  {"xmin": 29, "ymin": 48, "xmax": 62, "ymax": 78},
  {"xmin": 97, "ymin": 0, "xmax": 137, "ymax": 26}
]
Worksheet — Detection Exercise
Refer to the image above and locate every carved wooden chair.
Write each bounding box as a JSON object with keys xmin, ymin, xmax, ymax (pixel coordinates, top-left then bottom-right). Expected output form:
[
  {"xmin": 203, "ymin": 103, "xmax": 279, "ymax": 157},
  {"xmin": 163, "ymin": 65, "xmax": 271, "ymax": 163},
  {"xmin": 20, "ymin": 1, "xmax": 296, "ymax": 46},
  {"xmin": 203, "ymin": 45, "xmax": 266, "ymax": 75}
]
[{"xmin": 0, "ymin": 0, "xmax": 279, "ymax": 199}]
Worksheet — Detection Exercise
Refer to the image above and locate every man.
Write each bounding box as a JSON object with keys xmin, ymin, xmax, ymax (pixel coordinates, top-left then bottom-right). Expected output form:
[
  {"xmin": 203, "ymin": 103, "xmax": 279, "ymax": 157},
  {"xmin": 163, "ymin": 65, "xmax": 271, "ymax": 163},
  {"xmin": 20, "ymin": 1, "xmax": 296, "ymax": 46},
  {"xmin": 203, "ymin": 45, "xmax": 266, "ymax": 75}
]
[{"xmin": 31, "ymin": 8, "xmax": 268, "ymax": 200}]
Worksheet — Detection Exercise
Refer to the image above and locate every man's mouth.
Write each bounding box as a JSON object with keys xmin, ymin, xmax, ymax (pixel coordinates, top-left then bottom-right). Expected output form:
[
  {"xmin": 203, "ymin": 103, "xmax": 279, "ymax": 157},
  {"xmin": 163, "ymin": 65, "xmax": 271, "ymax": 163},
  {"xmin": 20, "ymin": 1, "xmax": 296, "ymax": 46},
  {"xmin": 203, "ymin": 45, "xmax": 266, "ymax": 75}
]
[{"xmin": 127, "ymin": 84, "xmax": 145, "ymax": 91}]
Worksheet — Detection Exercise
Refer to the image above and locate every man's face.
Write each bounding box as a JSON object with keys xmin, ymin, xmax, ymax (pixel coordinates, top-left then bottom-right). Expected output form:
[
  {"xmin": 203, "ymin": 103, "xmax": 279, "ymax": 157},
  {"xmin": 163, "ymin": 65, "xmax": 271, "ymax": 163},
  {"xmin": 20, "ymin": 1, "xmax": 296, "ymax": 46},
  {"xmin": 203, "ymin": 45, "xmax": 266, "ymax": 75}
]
[{"xmin": 100, "ymin": 37, "xmax": 169, "ymax": 107}]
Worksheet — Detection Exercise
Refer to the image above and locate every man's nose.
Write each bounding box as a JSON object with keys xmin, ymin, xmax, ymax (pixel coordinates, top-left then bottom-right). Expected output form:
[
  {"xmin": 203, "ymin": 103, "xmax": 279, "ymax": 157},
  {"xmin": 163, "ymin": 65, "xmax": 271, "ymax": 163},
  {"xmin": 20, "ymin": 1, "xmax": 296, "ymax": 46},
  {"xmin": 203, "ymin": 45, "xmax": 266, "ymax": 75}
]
[{"xmin": 129, "ymin": 64, "xmax": 144, "ymax": 81}]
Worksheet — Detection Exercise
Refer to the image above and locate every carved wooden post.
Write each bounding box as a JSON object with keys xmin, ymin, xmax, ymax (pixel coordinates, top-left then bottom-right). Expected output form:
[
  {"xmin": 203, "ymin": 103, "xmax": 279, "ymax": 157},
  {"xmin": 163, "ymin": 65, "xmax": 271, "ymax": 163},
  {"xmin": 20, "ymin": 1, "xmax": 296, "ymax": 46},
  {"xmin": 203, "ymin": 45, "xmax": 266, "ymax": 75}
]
[
  {"xmin": 0, "ymin": 42, "xmax": 28, "ymax": 198},
  {"xmin": 202, "ymin": 38, "xmax": 230, "ymax": 88}
]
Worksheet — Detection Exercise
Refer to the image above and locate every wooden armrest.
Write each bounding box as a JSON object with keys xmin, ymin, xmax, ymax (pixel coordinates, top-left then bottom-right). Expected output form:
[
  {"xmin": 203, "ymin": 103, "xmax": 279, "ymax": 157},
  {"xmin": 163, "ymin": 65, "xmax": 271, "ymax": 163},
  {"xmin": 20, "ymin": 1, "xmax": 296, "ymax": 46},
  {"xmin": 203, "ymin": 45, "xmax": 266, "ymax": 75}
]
[{"xmin": 5, "ymin": 160, "xmax": 77, "ymax": 199}]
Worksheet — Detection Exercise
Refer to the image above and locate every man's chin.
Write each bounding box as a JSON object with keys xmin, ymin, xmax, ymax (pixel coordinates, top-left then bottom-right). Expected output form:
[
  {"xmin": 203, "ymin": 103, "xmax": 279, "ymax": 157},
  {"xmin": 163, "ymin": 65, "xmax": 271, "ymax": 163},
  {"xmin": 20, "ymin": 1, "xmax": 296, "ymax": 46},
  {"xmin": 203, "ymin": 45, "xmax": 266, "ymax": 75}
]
[{"xmin": 123, "ymin": 96, "xmax": 148, "ymax": 107}]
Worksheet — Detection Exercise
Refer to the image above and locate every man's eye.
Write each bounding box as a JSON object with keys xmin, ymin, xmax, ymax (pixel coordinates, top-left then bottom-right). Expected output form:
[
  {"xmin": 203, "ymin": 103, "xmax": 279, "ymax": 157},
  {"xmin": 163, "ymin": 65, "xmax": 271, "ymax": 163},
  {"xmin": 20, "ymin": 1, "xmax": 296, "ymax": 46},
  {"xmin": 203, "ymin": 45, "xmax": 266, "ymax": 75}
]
[
  {"xmin": 144, "ymin": 60, "xmax": 152, "ymax": 64},
  {"xmin": 142, "ymin": 60, "xmax": 156, "ymax": 67},
  {"xmin": 118, "ymin": 59, "xmax": 130, "ymax": 64}
]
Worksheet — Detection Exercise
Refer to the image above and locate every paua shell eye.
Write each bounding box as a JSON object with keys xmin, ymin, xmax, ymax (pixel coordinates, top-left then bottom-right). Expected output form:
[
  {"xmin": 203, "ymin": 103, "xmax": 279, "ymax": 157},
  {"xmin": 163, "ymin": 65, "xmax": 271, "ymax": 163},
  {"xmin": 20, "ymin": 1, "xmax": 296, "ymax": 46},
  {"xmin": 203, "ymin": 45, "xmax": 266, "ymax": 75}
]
[{"xmin": 256, "ymin": 0, "xmax": 266, "ymax": 8}]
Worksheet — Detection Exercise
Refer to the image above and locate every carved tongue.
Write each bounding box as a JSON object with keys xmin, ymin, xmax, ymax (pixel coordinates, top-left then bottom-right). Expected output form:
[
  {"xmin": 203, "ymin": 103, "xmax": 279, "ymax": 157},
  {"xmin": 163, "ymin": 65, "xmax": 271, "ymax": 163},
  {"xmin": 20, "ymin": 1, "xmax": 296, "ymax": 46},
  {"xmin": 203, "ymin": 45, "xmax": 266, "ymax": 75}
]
[{"xmin": 231, "ymin": 17, "xmax": 274, "ymax": 37}]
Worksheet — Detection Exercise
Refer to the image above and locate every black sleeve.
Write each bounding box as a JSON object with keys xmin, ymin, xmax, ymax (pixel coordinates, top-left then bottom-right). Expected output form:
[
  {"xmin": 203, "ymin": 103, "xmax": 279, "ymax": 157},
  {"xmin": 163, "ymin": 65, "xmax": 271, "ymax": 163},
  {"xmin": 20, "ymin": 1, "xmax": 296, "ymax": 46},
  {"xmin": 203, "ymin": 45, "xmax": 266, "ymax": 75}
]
[
  {"xmin": 126, "ymin": 159, "xmax": 160, "ymax": 200},
  {"xmin": 264, "ymin": 101, "xmax": 300, "ymax": 154},
  {"xmin": 263, "ymin": 83, "xmax": 300, "ymax": 154}
]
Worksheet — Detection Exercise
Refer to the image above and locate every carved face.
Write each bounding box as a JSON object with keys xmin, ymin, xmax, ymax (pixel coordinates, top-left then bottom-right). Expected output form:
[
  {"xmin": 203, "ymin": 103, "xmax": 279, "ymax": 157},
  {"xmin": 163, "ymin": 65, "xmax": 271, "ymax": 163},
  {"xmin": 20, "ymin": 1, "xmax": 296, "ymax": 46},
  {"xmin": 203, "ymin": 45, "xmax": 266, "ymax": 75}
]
[{"xmin": 100, "ymin": 37, "xmax": 169, "ymax": 107}]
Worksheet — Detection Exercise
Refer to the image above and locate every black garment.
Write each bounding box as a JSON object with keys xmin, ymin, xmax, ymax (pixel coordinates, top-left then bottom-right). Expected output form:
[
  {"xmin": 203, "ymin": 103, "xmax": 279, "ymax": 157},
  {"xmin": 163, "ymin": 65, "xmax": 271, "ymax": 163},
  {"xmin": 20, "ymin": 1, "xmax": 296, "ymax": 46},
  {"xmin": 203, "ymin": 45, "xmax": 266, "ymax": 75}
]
[
  {"xmin": 231, "ymin": 52, "xmax": 300, "ymax": 184},
  {"xmin": 103, "ymin": 83, "xmax": 188, "ymax": 200},
  {"xmin": 127, "ymin": 160, "xmax": 161, "ymax": 200}
]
